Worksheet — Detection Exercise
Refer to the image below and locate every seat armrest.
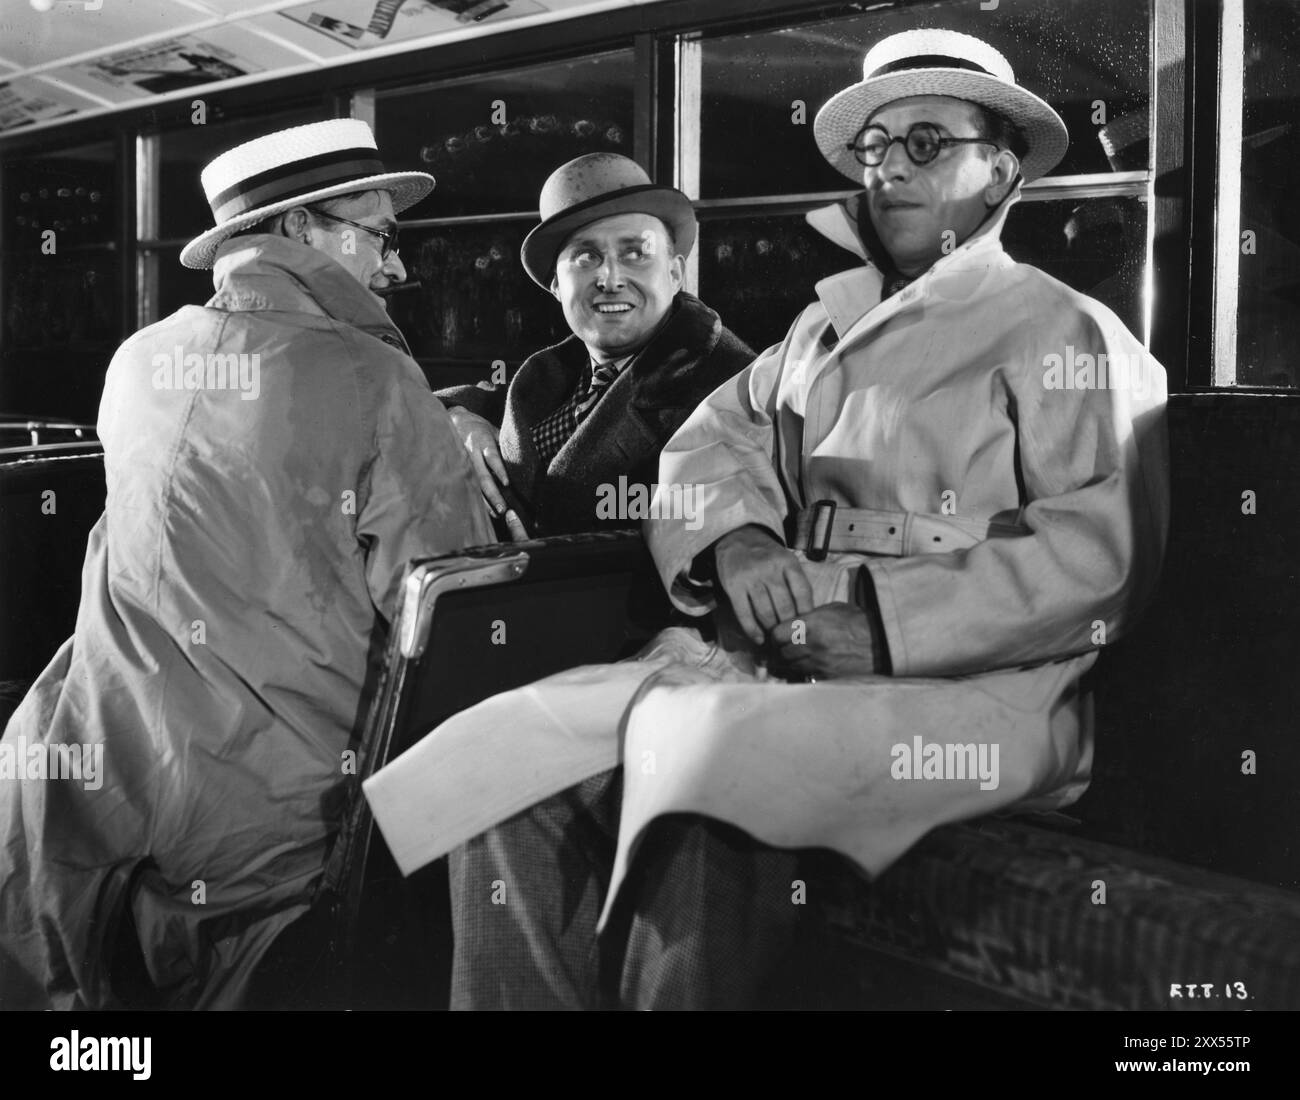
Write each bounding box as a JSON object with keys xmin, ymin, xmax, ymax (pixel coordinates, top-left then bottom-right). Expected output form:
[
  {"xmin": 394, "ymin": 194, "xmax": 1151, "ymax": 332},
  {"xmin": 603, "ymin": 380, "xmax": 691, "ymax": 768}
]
[{"xmin": 394, "ymin": 529, "xmax": 651, "ymax": 659}]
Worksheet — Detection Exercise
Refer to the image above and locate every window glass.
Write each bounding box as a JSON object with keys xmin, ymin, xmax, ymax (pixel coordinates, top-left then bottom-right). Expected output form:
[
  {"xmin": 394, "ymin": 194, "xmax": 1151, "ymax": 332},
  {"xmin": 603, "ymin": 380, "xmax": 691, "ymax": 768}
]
[
  {"xmin": 157, "ymin": 105, "xmax": 331, "ymax": 241},
  {"xmin": 1236, "ymin": 0, "xmax": 1300, "ymax": 388},
  {"xmin": 1, "ymin": 139, "xmax": 116, "ymax": 250},
  {"xmin": 1004, "ymin": 196, "xmax": 1146, "ymax": 337},
  {"xmin": 697, "ymin": 195, "xmax": 1145, "ymax": 353},
  {"xmin": 696, "ymin": 215, "xmax": 857, "ymax": 353},
  {"xmin": 699, "ymin": 0, "xmax": 1150, "ymax": 200},
  {"xmin": 148, "ymin": 248, "xmax": 219, "ymax": 318},
  {"xmin": 1, "ymin": 139, "xmax": 120, "ymax": 419},
  {"xmin": 0, "ymin": 248, "xmax": 119, "ymax": 421},
  {"xmin": 385, "ymin": 223, "xmax": 571, "ymax": 379},
  {"xmin": 375, "ymin": 50, "xmax": 635, "ymax": 218}
]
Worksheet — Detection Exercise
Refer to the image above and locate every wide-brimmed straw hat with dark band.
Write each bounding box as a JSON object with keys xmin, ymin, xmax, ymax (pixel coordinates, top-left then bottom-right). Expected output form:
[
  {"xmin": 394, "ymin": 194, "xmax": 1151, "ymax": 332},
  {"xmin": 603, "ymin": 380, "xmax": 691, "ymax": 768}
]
[
  {"xmin": 521, "ymin": 153, "xmax": 697, "ymax": 288},
  {"xmin": 814, "ymin": 28, "xmax": 1069, "ymax": 185},
  {"xmin": 180, "ymin": 118, "xmax": 435, "ymax": 270}
]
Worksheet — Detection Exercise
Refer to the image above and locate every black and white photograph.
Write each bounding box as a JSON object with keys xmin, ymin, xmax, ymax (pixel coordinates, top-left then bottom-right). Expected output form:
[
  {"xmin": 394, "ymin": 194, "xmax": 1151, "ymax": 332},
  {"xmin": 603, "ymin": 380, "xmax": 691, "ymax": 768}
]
[{"xmin": 0, "ymin": 0, "xmax": 1295, "ymax": 1075}]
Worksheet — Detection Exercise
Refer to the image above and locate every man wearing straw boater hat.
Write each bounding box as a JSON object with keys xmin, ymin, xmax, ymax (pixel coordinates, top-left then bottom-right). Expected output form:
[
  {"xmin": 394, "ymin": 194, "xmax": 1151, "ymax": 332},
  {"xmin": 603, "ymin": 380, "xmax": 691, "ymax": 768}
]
[
  {"xmin": 371, "ymin": 29, "xmax": 1170, "ymax": 1010},
  {"xmin": 436, "ymin": 152, "xmax": 752, "ymax": 539},
  {"xmin": 0, "ymin": 119, "xmax": 491, "ymax": 1009}
]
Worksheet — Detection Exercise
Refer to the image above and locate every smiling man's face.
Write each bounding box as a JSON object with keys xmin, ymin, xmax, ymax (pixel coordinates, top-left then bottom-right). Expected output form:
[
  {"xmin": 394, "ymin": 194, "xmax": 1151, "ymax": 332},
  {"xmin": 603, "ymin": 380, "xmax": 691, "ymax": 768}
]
[
  {"xmin": 551, "ymin": 212, "xmax": 685, "ymax": 362},
  {"xmin": 862, "ymin": 95, "xmax": 1018, "ymax": 277}
]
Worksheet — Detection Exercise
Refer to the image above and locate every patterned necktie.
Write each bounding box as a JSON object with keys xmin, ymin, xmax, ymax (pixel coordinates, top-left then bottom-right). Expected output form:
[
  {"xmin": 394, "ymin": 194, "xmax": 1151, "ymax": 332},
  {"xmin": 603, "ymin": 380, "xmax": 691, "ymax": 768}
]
[
  {"xmin": 530, "ymin": 358, "xmax": 627, "ymax": 469},
  {"xmin": 574, "ymin": 360, "xmax": 623, "ymax": 422}
]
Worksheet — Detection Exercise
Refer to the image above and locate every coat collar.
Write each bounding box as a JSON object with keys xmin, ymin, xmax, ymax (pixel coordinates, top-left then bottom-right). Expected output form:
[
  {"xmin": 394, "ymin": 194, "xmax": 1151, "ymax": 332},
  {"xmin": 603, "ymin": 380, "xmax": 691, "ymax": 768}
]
[
  {"xmin": 626, "ymin": 291, "xmax": 725, "ymax": 406},
  {"xmin": 523, "ymin": 291, "xmax": 725, "ymax": 412},
  {"xmin": 206, "ymin": 233, "xmax": 411, "ymax": 353},
  {"xmin": 806, "ymin": 184, "xmax": 1021, "ymax": 341}
]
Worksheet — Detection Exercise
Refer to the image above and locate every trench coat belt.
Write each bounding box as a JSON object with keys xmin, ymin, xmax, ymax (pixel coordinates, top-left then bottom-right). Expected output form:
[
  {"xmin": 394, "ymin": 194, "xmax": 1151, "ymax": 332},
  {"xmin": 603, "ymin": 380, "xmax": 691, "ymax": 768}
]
[{"xmin": 794, "ymin": 500, "xmax": 1028, "ymax": 560}]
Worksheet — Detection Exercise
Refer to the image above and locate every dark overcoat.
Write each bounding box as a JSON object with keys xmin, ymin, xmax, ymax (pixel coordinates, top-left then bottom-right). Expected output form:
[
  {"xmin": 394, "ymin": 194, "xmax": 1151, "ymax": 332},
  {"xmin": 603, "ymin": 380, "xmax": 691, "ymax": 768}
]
[{"xmin": 436, "ymin": 291, "xmax": 754, "ymax": 536}]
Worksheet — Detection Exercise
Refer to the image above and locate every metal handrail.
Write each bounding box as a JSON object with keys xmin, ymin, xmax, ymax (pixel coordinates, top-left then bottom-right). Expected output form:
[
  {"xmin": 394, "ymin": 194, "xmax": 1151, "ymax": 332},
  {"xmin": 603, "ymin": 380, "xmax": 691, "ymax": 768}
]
[
  {"xmin": 0, "ymin": 440, "xmax": 104, "ymax": 458},
  {"xmin": 0, "ymin": 420, "xmax": 97, "ymax": 449}
]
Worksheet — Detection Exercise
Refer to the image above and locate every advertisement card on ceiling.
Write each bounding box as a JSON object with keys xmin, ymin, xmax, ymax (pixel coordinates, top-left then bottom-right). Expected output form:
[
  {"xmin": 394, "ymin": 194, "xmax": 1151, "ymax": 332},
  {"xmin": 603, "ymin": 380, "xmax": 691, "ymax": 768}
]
[
  {"xmin": 0, "ymin": 82, "xmax": 80, "ymax": 131},
  {"xmin": 280, "ymin": 0, "xmax": 548, "ymax": 51},
  {"xmin": 78, "ymin": 36, "xmax": 264, "ymax": 96}
]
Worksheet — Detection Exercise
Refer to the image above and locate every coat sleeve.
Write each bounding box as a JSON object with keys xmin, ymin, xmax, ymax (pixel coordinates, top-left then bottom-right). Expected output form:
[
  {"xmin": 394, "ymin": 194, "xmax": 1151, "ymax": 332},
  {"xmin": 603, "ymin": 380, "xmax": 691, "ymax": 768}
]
[
  {"xmin": 432, "ymin": 379, "xmax": 508, "ymax": 425},
  {"xmin": 646, "ymin": 314, "xmax": 813, "ymax": 613},
  {"xmin": 864, "ymin": 300, "xmax": 1171, "ymax": 677},
  {"xmin": 358, "ymin": 357, "xmax": 496, "ymax": 621}
]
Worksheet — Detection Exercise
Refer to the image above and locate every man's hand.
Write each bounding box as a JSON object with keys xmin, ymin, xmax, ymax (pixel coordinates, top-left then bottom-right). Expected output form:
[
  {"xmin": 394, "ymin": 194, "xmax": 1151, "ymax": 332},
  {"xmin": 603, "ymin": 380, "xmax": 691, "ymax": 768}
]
[
  {"xmin": 449, "ymin": 407, "xmax": 510, "ymax": 515},
  {"xmin": 711, "ymin": 525, "xmax": 815, "ymax": 646},
  {"xmin": 767, "ymin": 603, "xmax": 881, "ymax": 681}
]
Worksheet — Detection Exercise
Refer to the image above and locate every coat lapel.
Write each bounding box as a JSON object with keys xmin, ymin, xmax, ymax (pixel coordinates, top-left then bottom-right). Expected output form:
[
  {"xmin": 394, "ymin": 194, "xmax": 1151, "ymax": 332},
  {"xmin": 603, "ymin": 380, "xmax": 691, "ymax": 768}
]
[
  {"xmin": 502, "ymin": 293, "xmax": 737, "ymax": 532},
  {"xmin": 499, "ymin": 335, "xmax": 587, "ymax": 499},
  {"xmin": 550, "ymin": 293, "xmax": 723, "ymax": 479}
]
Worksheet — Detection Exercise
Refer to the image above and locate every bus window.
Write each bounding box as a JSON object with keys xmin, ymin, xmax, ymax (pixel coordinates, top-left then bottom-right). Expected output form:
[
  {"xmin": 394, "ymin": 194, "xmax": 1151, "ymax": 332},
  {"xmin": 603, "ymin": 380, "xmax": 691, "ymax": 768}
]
[
  {"xmin": 1228, "ymin": 0, "xmax": 1300, "ymax": 388},
  {"xmin": 688, "ymin": 0, "xmax": 1151, "ymax": 352},
  {"xmin": 373, "ymin": 50, "xmax": 634, "ymax": 384},
  {"xmin": 0, "ymin": 139, "xmax": 119, "ymax": 422},
  {"xmin": 694, "ymin": 0, "xmax": 1149, "ymax": 201}
]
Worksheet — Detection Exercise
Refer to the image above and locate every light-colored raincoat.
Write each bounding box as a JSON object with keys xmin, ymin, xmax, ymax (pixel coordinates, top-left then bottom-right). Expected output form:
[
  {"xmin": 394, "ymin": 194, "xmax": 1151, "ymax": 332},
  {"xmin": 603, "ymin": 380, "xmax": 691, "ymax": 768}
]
[
  {"xmin": 620, "ymin": 186, "xmax": 1170, "ymax": 903},
  {"xmin": 0, "ymin": 235, "xmax": 491, "ymax": 1008}
]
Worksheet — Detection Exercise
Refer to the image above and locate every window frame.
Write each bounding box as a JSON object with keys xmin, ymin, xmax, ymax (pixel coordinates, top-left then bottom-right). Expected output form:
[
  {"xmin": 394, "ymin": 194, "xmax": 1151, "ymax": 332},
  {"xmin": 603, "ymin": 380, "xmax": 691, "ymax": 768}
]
[
  {"xmin": 360, "ymin": 41, "xmax": 651, "ymax": 375},
  {"xmin": 19, "ymin": 0, "xmax": 1285, "ymax": 399},
  {"xmin": 1185, "ymin": 0, "xmax": 1300, "ymax": 395},
  {"xmin": 669, "ymin": 5, "xmax": 1160, "ymax": 361}
]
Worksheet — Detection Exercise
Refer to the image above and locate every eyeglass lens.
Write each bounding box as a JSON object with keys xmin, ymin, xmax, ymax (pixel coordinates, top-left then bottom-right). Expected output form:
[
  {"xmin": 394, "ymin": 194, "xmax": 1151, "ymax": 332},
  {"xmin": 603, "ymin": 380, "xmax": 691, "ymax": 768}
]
[{"xmin": 857, "ymin": 124, "xmax": 942, "ymax": 166}]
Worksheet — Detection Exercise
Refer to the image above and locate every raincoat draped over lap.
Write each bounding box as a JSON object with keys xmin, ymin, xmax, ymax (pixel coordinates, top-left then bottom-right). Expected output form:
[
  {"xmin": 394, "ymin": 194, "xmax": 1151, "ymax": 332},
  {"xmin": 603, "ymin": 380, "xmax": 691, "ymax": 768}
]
[{"xmin": 0, "ymin": 234, "xmax": 491, "ymax": 1008}]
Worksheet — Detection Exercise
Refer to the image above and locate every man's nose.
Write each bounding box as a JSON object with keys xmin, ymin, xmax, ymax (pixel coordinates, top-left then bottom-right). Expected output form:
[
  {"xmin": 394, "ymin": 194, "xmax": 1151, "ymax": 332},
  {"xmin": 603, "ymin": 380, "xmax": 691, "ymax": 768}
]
[
  {"xmin": 596, "ymin": 257, "xmax": 626, "ymax": 289},
  {"xmin": 381, "ymin": 250, "xmax": 407, "ymax": 284},
  {"xmin": 876, "ymin": 139, "xmax": 914, "ymax": 182}
]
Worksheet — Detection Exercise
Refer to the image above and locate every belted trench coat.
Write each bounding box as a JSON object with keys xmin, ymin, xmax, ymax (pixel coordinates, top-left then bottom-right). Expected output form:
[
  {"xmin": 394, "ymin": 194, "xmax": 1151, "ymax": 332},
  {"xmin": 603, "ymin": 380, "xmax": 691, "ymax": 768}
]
[{"xmin": 615, "ymin": 186, "xmax": 1170, "ymax": 904}]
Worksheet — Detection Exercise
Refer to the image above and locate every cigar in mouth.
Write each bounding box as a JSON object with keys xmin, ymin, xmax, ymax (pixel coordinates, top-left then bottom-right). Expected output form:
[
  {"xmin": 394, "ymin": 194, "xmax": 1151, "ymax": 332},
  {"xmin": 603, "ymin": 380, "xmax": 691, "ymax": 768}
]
[{"xmin": 376, "ymin": 279, "xmax": 423, "ymax": 296}]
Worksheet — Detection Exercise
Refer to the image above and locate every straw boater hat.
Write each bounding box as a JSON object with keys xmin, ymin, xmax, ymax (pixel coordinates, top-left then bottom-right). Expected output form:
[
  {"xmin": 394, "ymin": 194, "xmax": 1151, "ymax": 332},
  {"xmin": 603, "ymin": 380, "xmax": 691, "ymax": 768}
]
[
  {"xmin": 180, "ymin": 118, "xmax": 435, "ymax": 269},
  {"xmin": 814, "ymin": 29, "xmax": 1069, "ymax": 185},
  {"xmin": 521, "ymin": 153, "xmax": 697, "ymax": 287}
]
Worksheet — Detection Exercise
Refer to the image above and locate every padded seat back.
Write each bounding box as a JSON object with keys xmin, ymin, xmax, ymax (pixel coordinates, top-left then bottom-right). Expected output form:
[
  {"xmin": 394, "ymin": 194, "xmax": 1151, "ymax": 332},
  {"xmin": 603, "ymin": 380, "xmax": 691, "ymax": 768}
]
[
  {"xmin": 0, "ymin": 451, "xmax": 105, "ymax": 701},
  {"xmin": 314, "ymin": 531, "xmax": 665, "ymax": 1008}
]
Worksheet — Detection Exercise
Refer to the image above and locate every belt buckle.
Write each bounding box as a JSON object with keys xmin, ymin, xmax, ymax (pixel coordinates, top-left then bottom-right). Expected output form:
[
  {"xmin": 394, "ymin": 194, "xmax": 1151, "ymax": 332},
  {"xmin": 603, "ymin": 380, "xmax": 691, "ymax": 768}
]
[{"xmin": 805, "ymin": 499, "xmax": 836, "ymax": 562}]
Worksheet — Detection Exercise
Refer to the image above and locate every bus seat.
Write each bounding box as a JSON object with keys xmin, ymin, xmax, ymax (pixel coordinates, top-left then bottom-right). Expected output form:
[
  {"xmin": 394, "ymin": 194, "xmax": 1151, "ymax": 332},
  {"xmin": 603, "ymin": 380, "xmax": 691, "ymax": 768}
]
[
  {"xmin": 285, "ymin": 531, "xmax": 1300, "ymax": 1010},
  {"xmin": 303, "ymin": 530, "xmax": 665, "ymax": 1009},
  {"xmin": 0, "ymin": 452, "xmax": 106, "ymax": 719}
]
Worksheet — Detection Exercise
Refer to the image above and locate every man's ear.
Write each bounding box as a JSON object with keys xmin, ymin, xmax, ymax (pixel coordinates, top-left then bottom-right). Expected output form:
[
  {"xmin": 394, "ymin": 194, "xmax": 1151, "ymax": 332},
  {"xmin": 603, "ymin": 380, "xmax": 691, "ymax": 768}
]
[
  {"xmin": 985, "ymin": 148, "xmax": 1021, "ymax": 207},
  {"xmin": 549, "ymin": 273, "xmax": 562, "ymax": 302},
  {"xmin": 668, "ymin": 252, "xmax": 686, "ymax": 292},
  {"xmin": 281, "ymin": 206, "xmax": 312, "ymax": 244}
]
